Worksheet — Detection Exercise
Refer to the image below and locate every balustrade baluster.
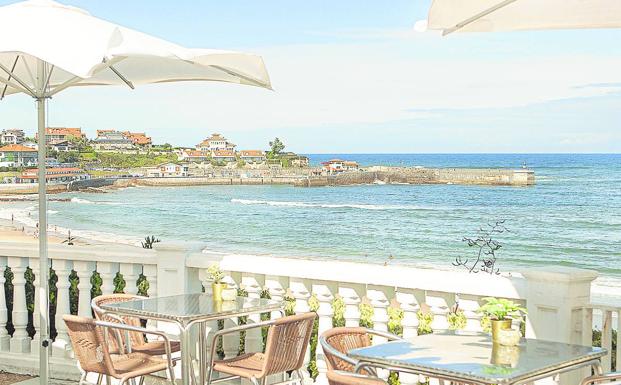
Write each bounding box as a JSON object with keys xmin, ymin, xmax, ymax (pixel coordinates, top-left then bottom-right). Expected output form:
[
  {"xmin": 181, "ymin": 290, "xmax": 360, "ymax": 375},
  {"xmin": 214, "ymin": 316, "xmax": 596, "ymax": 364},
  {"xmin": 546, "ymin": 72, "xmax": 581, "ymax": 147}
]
[
  {"xmin": 0, "ymin": 257, "xmax": 9, "ymax": 351},
  {"xmin": 241, "ymin": 273, "xmax": 265, "ymax": 354},
  {"xmin": 119, "ymin": 263, "xmax": 140, "ymax": 295},
  {"xmin": 338, "ymin": 283, "xmax": 364, "ymax": 328},
  {"xmin": 312, "ymin": 280, "xmax": 336, "ymax": 383},
  {"xmin": 290, "ymin": 277, "xmax": 312, "ymax": 379},
  {"xmin": 221, "ymin": 271, "xmax": 240, "ymax": 359},
  {"xmin": 97, "ymin": 262, "xmax": 119, "ymax": 295},
  {"xmin": 52, "ymin": 259, "xmax": 72, "ymax": 358},
  {"xmin": 29, "ymin": 257, "xmax": 40, "ymax": 355},
  {"xmin": 265, "ymin": 275, "xmax": 288, "ymax": 319},
  {"xmin": 73, "ymin": 261, "xmax": 95, "ymax": 317},
  {"xmin": 396, "ymin": 289, "xmax": 421, "ymax": 339},
  {"xmin": 8, "ymin": 257, "xmax": 30, "ymax": 353},
  {"xmin": 143, "ymin": 264, "xmax": 157, "ymax": 296},
  {"xmin": 455, "ymin": 294, "xmax": 481, "ymax": 332},
  {"xmin": 425, "ymin": 291, "xmax": 454, "ymax": 331},
  {"xmin": 367, "ymin": 285, "xmax": 394, "ymax": 343}
]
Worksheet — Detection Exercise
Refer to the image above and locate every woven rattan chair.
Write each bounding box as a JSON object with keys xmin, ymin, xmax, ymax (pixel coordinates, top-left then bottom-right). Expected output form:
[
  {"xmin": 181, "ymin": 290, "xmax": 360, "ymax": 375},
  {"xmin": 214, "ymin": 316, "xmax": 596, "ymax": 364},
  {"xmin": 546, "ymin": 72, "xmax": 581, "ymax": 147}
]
[
  {"xmin": 206, "ymin": 312, "xmax": 316, "ymax": 385},
  {"xmin": 92, "ymin": 293, "xmax": 181, "ymax": 356},
  {"xmin": 328, "ymin": 370, "xmax": 388, "ymax": 385},
  {"xmin": 319, "ymin": 327, "xmax": 404, "ymax": 375},
  {"xmin": 63, "ymin": 314, "xmax": 176, "ymax": 385}
]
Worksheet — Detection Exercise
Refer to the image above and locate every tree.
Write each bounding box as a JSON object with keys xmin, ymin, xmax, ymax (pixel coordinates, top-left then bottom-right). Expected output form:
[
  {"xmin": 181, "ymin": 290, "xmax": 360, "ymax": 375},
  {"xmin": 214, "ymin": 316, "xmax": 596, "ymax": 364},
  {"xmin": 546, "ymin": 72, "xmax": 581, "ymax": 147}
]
[{"xmin": 267, "ymin": 137, "xmax": 285, "ymax": 159}]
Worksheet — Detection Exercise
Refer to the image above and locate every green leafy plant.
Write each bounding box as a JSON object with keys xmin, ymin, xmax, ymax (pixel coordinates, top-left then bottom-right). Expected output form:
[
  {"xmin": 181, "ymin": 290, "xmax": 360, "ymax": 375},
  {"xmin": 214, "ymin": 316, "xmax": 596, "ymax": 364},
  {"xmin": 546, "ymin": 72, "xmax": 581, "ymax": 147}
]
[
  {"xmin": 332, "ymin": 295, "xmax": 345, "ymax": 327},
  {"xmin": 307, "ymin": 294, "xmax": 320, "ymax": 379},
  {"xmin": 206, "ymin": 263, "xmax": 224, "ymax": 284},
  {"xmin": 477, "ymin": 297, "xmax": 526, "ymax": 321},
  {"xmin": 448, "ymin": 304, "xmax": 467, "ymax": 330},
  {"xmin": 141, "ymin": 235, "xmax": 160, "ymax": 249},
  {"xmin": 417, "ymin": 311, "xmax": 434, "ymax": 335},
  {"xmin": 359, "ymin": 302, "xmax": 374, "ymax": 329}
]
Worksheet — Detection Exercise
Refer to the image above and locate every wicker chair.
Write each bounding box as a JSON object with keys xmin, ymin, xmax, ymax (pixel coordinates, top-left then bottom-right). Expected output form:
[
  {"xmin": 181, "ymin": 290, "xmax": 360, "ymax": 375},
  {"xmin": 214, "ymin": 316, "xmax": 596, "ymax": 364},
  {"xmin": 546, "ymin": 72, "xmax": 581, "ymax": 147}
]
[
  {"xmin": 328, "ymin": 370, "xmax": 388, "ymax": 385},
  {"xmin": 207, "ymin": 312, "xmax": 317, "ymax": 385},
  {"xmin": 63, "ymin": 314, "xmax": 176, "ymax": 385},
  {"xmin": 319, "ymin": 327, "xmax": 404, "ymax": 375},
  {"xmin": 92, "ymin": 293, "xmax": 181, "ymax": 356}
]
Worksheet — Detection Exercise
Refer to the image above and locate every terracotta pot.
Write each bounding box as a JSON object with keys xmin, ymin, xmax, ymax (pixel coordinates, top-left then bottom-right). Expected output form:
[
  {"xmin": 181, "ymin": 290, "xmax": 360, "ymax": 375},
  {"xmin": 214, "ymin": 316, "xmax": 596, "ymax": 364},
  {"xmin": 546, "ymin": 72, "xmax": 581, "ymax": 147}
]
[
  {"xmin": 491, "ymin": 319, "xmax": 513, "ymax": 342},
  {"xmin": 211, "ymin": 282, "xmax": 227, "ymax": 301}
]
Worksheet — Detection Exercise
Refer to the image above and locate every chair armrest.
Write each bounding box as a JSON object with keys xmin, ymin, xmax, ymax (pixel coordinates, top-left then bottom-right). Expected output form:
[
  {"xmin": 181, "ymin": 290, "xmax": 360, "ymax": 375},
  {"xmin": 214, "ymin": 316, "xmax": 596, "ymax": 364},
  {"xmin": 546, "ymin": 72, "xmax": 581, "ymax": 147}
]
[
  {"xmin": 96, "ymin": 320, "xmax": 175, "ymax": 370},
  {"xmin": 581, "ymin": 372, "xmax": 621, "ymax": 385},
  {"xmin": 364, "ymin": 328, "xmax": 404, "ymax": 341}
]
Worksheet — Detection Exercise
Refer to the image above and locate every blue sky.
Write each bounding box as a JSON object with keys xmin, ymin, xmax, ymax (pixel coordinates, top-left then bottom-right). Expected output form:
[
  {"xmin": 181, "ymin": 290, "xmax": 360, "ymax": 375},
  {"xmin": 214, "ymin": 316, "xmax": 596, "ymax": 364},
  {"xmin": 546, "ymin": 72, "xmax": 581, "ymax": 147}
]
[{"xmin": 0, "ymin": 0, "xmax": 620, "ymax": 153}]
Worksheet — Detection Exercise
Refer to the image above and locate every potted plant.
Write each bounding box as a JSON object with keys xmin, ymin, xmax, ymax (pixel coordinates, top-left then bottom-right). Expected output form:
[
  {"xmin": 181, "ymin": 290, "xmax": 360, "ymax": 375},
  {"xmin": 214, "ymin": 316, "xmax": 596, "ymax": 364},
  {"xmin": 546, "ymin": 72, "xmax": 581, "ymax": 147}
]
[
  {"xmin": 207, "ymin": 263, "xmax": 227, "ymax": 301},
  {"xmin": 477, "ymin": 297, "xmax": 526, "ymax": 342}
]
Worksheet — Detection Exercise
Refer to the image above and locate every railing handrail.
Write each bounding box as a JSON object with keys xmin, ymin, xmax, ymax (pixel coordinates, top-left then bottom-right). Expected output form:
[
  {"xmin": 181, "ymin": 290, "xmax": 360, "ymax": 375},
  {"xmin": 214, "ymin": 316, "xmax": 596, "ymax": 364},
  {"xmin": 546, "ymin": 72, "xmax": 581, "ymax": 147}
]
[
  {"xmin": 0, "ymin": 241, "xmax": 157, "ymax": 264},
  {"xmin": 187, "ymin": 251, "xmax": 527, "ymax": 299}
]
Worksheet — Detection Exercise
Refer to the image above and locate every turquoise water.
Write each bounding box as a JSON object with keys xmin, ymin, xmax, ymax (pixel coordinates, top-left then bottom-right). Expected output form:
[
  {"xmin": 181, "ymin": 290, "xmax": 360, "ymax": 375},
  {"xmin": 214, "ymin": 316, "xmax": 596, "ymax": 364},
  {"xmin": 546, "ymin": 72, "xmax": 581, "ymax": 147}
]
[{"xmin": 5, "ymin": 154, "xmax": 621, "ymax": 280}]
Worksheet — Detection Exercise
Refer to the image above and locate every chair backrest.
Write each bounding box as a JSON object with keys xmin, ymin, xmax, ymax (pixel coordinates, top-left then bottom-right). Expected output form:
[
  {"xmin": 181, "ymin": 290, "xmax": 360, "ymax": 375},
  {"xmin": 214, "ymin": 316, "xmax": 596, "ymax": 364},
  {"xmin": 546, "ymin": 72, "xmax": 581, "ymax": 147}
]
[
  {"xmin": 91, "ymin": 293, "xmax": 146, "ymax": 350},
  {"xmin": 263, "ymin": 312, "xmax": 316, "ymax": 376},
  {"xmin": 63, "ymin": 314, "xmax": 116, "ymax": 376},
  {"xmin": 321, "ymin": 327, "xmax": 372, "ymax": 372}
]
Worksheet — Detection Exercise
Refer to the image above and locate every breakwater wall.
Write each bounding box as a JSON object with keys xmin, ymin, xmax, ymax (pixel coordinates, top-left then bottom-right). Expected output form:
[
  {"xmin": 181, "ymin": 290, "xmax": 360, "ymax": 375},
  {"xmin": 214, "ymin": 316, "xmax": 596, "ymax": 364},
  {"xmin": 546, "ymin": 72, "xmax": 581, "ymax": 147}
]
[
  {"xmin": 295, "ymin": 167, "xmax": 535, "ymax": 187},
  {"xmin": 113, "ymin": 176, "xmax": 302, "ymax": 188}
]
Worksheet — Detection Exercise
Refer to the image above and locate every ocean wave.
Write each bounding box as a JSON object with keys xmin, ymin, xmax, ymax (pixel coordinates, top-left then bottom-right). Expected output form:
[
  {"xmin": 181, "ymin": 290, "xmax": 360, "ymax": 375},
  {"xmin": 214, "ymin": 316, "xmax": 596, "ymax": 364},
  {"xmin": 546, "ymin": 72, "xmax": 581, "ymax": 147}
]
[
  {"xmin": 70, "ymin": 197, "xmax": 124, "ymax": 205},
  {"xmin": 230, "ymin": 198, "xmax": 437, "ymax": 211}
]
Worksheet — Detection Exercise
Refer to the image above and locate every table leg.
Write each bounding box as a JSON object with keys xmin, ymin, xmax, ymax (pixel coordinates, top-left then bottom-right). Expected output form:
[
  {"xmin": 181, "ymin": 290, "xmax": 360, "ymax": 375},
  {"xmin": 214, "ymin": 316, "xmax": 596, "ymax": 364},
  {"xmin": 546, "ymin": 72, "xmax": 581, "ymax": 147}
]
[
  {"xmin": 591, "ymin": 360, "xmax": 603, "ymax": 376},
  {"xmin": 181, "ymin": 325, "xmax": 193, "ymax": 385},
  {"xmin": 199, "ymin": 321, "xmax": 206, "ymax": 385}
]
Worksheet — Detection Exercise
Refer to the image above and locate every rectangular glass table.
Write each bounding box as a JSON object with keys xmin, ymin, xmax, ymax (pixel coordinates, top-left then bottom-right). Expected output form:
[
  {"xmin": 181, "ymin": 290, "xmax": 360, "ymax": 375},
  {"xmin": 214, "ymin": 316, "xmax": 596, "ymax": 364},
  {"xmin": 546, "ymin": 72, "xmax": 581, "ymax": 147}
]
[
  {"xmin": 101, "ymin": 293, "xmax": 284, "ymax": 385},
  {"xmin": 349, "ymin": 332, "xmax": 606, "ymax": 385}
]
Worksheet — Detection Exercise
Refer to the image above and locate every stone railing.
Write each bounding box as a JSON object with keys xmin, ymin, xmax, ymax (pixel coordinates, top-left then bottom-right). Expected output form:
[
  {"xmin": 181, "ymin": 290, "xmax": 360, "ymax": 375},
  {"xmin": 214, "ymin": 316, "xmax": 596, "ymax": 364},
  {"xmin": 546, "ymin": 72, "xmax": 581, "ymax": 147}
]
[{"xmin": 0, "ymin": 241, "xmax": 614, "ymax": 384}]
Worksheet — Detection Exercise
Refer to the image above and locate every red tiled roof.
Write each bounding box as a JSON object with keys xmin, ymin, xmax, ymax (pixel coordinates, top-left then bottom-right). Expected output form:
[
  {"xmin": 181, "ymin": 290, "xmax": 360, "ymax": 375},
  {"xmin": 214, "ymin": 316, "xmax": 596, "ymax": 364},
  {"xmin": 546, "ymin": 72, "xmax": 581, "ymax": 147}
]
[
  {"xmin": 212, "ymin": 150, "xmax": 236, "ymax": 157},
  {"xmin": 0, "ymin": 144, "xmax": 37, "ymax": 152},
  {"xmin": 239, "ymin": 150, "xmax": 264, "ymax": 157}
]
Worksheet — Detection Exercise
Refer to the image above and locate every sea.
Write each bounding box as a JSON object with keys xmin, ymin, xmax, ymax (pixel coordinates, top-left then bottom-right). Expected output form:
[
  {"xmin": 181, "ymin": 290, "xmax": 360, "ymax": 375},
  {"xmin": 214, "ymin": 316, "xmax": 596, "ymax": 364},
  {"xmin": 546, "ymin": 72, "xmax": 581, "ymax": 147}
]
[{"xmin": 1, "ymin": 153, "xmax": 620, "ymax": 295}]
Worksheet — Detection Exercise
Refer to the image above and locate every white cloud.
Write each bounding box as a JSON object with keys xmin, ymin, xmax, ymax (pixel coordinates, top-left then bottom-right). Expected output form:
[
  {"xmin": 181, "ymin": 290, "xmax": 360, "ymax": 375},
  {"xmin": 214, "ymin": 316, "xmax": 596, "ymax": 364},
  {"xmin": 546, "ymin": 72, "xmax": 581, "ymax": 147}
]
[{"xmin": 1, "ymin": 38, "xmax": 620, "ymax": 151}]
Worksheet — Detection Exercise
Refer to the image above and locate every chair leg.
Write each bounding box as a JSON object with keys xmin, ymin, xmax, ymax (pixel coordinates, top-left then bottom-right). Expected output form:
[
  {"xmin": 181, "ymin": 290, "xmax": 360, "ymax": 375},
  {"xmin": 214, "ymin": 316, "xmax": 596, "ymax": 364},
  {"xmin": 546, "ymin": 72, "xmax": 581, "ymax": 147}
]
[
  {"xmin": 250, "ymin": 377, "xmax": 260, "ymax": 385},
  {"xmin": 106, "ymin": 375, "xmax": 112, "ymax": 385},
  {"xmin": 96, "ymin": 373, "xmax": 103, "ymax": 385}
]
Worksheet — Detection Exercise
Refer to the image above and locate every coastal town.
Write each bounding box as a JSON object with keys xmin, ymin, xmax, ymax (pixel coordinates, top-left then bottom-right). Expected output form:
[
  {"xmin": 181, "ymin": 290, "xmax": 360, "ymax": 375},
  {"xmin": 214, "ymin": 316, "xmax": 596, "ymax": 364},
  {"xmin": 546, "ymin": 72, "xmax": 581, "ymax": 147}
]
[
  {"xmin": 0, "ymin": 127, "xmax": 534, "ymax": 192},
  {"xmin": 0, "ymin": 127, "xmax": 327, "ymax": 183}
]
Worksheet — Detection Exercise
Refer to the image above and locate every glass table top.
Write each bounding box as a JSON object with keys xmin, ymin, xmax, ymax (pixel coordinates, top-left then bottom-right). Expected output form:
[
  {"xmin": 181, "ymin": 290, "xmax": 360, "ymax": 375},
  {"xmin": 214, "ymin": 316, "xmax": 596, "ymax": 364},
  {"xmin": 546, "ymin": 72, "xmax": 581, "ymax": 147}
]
[
  {"xmin": 100, "ymin": 293, "xmax": 283, "ymax": 324},
  {"xmin": 349, "ymin": 331, "xmax": 606, "ymax": 385}
]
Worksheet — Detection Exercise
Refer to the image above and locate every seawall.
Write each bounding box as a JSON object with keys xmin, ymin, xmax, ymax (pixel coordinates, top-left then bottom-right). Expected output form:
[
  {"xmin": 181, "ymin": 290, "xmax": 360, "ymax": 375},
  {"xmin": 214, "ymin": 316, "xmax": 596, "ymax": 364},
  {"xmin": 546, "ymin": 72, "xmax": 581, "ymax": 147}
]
[{"xmin": 295, "ymin": 167, "xmax": 535, "ymax": 187}]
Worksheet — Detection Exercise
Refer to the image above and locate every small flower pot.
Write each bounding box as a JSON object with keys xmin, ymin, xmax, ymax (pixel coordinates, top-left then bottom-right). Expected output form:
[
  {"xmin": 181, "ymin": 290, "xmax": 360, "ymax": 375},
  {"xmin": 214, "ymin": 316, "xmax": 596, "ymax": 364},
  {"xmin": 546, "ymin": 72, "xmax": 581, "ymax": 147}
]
[
  {"xmin": 491, "ymin": 319, "xmax": 513, "ymax": 342},
  {"xmin": 212, "ymin": 282, "xmax": 228, "ymax": 301}
]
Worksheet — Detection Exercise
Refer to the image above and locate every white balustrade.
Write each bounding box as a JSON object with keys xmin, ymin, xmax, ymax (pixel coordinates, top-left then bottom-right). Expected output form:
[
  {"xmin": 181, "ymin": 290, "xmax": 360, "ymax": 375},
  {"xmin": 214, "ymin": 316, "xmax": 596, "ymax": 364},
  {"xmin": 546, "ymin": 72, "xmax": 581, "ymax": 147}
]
[{"xmin": 0, "ymin": 241, "xmax": 613, "ymax": 384}]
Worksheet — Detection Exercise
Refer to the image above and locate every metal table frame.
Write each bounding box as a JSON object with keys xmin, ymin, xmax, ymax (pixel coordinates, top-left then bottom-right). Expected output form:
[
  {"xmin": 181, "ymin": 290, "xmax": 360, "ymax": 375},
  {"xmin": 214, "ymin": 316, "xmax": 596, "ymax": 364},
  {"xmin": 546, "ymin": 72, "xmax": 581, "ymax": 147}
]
[
  {"xmin": 350, "ymin": 335, "xmax": 606, "ymax": 385},
  {"xmin": 101, "ymin": 294, "xmax": 284, "ymax": 385}
]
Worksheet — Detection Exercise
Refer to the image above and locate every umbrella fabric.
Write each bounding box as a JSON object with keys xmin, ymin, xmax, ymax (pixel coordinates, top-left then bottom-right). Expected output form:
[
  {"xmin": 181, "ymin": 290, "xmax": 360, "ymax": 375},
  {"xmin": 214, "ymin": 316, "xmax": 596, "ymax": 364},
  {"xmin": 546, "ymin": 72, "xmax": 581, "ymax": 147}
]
[
  {"xmin": 426, "ymin": 0, "xmax": 621, "ymax": 35},
  {"xmin": 0, "ymin": 0, "xmax": 271, "ymax": 97}
]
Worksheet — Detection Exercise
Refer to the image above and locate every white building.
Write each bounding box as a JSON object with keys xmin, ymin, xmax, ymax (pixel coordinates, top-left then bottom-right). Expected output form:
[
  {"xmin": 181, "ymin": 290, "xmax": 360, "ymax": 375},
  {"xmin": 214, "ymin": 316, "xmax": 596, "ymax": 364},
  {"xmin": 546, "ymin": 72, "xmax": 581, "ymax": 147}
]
[
  {"xmin": 91, "ymin": 130, "xmax": 134, "ymax": 151},
  {"xmin": 196, "ymin": 133, "xmax": 236, "ymax": 152},
  {"xmin": 144, "ymin": 162, "xmax": 189, "ymax": 177},
  {"xmin": 0, "ymin": 129, "xmax": 25, "ymax": 145}
]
